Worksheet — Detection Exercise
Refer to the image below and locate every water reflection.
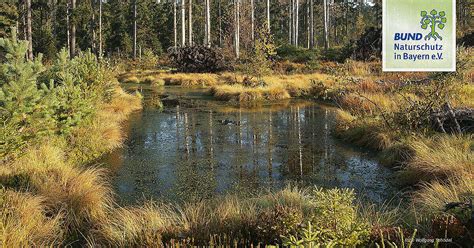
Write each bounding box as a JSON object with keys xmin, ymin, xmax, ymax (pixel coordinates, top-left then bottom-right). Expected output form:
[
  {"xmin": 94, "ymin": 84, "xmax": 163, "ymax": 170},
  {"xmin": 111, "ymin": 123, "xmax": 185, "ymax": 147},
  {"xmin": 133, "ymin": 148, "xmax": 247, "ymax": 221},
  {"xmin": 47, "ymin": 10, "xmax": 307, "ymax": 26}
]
[{"xmin": 103, "ymin": 87, "xmax": 396, "ymax": 204}]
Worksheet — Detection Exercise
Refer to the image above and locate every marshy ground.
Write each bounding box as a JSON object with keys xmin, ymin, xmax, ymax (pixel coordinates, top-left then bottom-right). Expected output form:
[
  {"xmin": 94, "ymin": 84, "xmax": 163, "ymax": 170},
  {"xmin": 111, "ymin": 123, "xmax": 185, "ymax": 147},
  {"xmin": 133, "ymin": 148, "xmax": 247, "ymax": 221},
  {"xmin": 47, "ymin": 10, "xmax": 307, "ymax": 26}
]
[{"xmin": 1, "ymin": 41, "xmax": 473, "ymax": 246}]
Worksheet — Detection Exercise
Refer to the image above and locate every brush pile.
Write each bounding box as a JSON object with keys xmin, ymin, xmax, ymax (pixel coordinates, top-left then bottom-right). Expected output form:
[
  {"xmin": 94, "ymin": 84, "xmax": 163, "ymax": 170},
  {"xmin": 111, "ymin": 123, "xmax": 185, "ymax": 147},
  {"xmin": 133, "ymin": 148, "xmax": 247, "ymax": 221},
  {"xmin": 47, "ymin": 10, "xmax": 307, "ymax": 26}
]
[
  {"xmin": 431, "ymin": 105, "xmax": 474, "ymax": 133},
  {"xmin": 168, "ymin": 46, "xmax": 227, "ymax": 73},
  {"xmin": 352, "ymin": 27, "xmax": 382, "ymax": 61}
]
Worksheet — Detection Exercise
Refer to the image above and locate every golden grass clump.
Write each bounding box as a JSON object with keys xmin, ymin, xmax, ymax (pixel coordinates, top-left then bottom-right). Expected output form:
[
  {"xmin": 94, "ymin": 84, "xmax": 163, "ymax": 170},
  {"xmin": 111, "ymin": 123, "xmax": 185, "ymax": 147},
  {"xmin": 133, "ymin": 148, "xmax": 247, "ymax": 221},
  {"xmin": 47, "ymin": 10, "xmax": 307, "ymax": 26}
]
[
  {"xmin": 401, "ymin": 135, "xmax": 473, "ymax": 182},
  {"xmin": 337, "ymin": 92, "xmax": 397, "ymax": 115},
  {"xmin": 334, "ymin": 110, "xmax": 396, "ymax": 151},
  {"xmin": 211, "ymin": 84, "xmax": 291, "ymax": 102},
  {"xmin": 253, "ymin": 186, "xmax": 315, "ymax": 220},
  {"xmin": 452, "ymin": 84, "xmax": 474, "ymax": 108},
  {"xmin": 357, "ymin": 79, "xmax": 384, "ymax": 93},
  {"xmin": 414, "ymin": 175, "xmax": 474, "ymax": 216},
  {"xmin": 142, "ymin": 76, "xmax": 165, "ymax": 86},
  {"xmin": 122, "ymin": 75, "xmax": 140, "ymax": 84},
  {"xmin": 344, "ymin": 60, "xmax": 377, "ymax": 77},
  {"xmin": 100, "ymin": 203, "xmax": 178, "ymax": 246},
  {"xmin": 4, "ymin": 144, "xmax": 114, "ymax": 236},
  {"xmin": 218, "ymin": 72, "xmax": 245, "ymax": 84},
  {"xmin": 0, "ymin": 189, "xmax": 62, "ymax": 247},
  {"xmin": 212, "ymin": 196, "xmax": 256, "ymax": 234},
  {"xmin": 162, "ymin": 73, "xmax": 219, "ymax": 86},
  {"xmin": 35, "ymin": 167, "xmax": 114, "ymax": 232},
  {"xmin": 103, "ymin": 87, "xmax": 143, "ymax": 120}
]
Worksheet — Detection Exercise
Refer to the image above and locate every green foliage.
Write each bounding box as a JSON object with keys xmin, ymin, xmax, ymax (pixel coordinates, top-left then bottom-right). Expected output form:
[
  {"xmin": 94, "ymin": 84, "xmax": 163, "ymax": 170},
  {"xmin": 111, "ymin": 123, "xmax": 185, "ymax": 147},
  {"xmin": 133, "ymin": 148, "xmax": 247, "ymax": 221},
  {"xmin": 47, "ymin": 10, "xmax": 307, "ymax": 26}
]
[
  {"xmin": 0, "ymin": 29, "xmax": 52, "ymax": 158},
  {"xmin": 280, "ymin": 188, "xmax": 370, "ymax": 247},
  {"xmin": 33, "ymin": 26, "xmax": 57, "ymax": 61},
  {"xmin": 0, "ymin": 30, "xmax": 115, "ymax": 159},
  {"xmin": 375, "ymin": 228, "xmax": 417, "ymax": 248},
  {"xmin": 276, "ymin": 45, "xmax": 317, "ymax": 63},
  {"xmin": 252, "ymin": 205, "xmax": 303, "ymax": 244},
  {"xmin": 239, "ymin": 24, "xmax": 276, "ymax": 79},
  {"xmin": 389, "ymin": 47, "xmax": 473, "ymax": 134},
  {"xmin": 0, "ymin": 0, "xmax": 17, "ymax": 38},
  {"xmin": 137, "ymin": 49, "xmax": 159, "ymax": 70},
  {"xmin": 320, "ymin": 45, "xmax": 354, "ymax": 63}
]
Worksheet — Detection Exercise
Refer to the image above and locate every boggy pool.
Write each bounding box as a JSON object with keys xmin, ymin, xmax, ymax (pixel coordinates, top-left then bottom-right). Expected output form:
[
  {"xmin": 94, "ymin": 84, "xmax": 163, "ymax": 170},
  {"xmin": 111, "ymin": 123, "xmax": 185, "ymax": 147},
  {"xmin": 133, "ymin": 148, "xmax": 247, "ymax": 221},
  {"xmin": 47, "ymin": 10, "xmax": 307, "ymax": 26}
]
[{"xmin": 101, "ymin": 85, "xmax": 397, "ymax": 204}]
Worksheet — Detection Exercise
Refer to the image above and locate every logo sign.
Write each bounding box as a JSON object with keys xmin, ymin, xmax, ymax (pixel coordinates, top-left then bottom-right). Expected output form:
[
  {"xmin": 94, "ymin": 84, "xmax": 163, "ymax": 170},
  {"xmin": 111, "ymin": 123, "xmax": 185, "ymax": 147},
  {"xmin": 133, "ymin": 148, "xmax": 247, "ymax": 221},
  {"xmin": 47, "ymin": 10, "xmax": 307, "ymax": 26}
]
[{"xmin": 383, "ymin": 0, "xmax": 456, "ymax": 71}]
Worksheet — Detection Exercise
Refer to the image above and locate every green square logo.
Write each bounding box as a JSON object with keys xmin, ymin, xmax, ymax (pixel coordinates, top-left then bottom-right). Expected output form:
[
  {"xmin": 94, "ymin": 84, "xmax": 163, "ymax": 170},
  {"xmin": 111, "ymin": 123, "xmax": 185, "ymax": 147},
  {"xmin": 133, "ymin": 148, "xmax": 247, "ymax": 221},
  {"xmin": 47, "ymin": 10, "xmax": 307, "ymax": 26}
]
[{"xmin": 383, "ymin": 0, "xmax": 456, "ymax": 71}]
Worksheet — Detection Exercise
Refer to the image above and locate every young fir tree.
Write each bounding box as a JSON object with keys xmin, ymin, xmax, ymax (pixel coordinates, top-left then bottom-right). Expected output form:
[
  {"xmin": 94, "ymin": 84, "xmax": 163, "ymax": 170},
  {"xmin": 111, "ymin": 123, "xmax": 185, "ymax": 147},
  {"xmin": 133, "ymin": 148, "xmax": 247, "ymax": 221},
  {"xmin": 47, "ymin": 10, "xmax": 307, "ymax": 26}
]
[
  {"xmin": 0, "ymin": 29, "xmax": 52, "ymax": 157},
  {"xmin": 241, "ymin": 23, "xmax": 276, "ymax": 82}
]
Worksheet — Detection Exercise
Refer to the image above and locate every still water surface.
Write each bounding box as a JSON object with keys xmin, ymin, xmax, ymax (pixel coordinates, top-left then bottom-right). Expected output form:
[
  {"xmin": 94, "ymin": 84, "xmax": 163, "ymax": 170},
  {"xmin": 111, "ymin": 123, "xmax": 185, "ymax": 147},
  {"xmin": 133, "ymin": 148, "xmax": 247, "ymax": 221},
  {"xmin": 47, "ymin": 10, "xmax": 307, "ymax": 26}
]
[{"xmin": 102, "ymin": 86, "xmax": 397, "ymax": 204}]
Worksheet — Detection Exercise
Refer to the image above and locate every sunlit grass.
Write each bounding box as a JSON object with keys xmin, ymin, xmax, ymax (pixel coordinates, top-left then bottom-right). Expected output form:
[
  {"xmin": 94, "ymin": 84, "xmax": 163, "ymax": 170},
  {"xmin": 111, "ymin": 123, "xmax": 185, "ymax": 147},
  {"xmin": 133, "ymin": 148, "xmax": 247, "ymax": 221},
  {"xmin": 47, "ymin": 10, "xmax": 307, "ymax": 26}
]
[
  {"xmin": 399, "ymin": 135, "xmax": 473, "ymax": 182},
  {"xmin": 334, "ymin": 110, "xmax": 397, "ymax": 151},
  {"xmin": 414, "ymin": 175, "xmax": 474, "ymax": 216},
  {"xmin": 0, "ymin": 189, "xmax": 63, "ymax": 247},
  {"xmin": 100, "ymin": 202, "xmax": 178, "ymax": 246},
  {"xmin": 211, "ymin": 84, "xmax": 290, "ymax": 102},
  {"xmin": 0, "ymin": 86, "xmax": 142, "ymax": 245}
]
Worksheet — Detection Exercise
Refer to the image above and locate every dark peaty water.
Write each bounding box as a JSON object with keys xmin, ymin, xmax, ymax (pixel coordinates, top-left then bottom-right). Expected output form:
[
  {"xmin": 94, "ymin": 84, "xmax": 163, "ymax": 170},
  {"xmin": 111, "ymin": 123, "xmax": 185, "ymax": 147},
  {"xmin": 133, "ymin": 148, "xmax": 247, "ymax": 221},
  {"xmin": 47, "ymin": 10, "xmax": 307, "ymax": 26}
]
[{"xmin": 101, "ymin": 86, "xmax": 397, "ymax": 205}]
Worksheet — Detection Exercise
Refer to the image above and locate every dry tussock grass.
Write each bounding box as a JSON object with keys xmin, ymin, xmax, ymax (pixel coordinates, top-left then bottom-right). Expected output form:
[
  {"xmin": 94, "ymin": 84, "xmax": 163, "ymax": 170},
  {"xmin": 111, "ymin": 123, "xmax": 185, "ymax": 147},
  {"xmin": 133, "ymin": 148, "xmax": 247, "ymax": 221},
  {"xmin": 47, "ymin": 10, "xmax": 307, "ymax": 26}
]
[
  {"xmin": 401, "ymin": 135, "xmax": 473, "ymax": 181},
  {"xmin": 0, "ymin": 189, "xmax": 63, "ymax": 247},
  {"xmin": 414, "ymin": 175, "xmax": 474, "ymax": 215}
]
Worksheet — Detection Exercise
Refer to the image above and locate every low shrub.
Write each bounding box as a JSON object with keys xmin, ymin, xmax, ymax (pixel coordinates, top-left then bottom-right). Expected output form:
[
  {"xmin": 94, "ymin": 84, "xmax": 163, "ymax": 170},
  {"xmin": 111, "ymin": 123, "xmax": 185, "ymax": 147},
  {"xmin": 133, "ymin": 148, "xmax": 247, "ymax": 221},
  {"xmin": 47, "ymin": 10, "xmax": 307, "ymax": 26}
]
[
  {"xmin": 319, "ymin": 45, "xmax": 354, "ymax": 63},
  {"xmin": 276, "ymin": 45, "xmax": 316, "ymax": 63},
  {"xmin": 282, "ymin": 188, "xmax": 370, "ymax": 247}
]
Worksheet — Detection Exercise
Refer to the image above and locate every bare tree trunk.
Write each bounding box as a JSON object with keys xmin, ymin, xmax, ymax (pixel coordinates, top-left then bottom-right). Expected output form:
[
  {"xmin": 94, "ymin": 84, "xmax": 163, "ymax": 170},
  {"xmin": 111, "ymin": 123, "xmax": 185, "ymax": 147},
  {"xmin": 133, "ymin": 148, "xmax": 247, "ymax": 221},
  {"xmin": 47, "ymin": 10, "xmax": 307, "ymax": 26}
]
[
  {"xmin": 306, "ymin": 0, "xmax": 309, "ymax": 48},
  {"xmin": 323, "ymin": 0, "xmax": 329, "ymax": 49},
  {"xmin": 99, "ymin": 0, "xmax": 103, "ymax": 57},
  {"xmin": 295, "ymin": 0, "xmax": 298, "ymax": 46},
  {"xmin": 293, "ymin": 0, "xmax": 296, "ymax": 45},
  {"xmin": 188, "ymin": 0, "xmax": 192, "ymax": 45},
  {"xmin": 181, "ymin": 0, "xmax": 186, "ymax": 46},
  {"xmin": 309, "ymin": 0, "xmax": 314, "ymax": 48},
  {"xmin": 343, "ymin": 0, "xmax": 346, "ymax": 38},
  {"xmin": 289, "ymin": 0, "xmax": 292, "ymax": 44},
  {"xmin": 266, "ymin": 0, "xmax": 270, "ymax": 32},
  {"xmin": 133, "ymin": 0, "xmax": 137, "ymax": 59},
  {"xmin": 66, "ymin": 1, "xmax": 70, "ymax": 51},
  {"xmin": 173, "ymin": 0, "xmax": 177, "ymax": 47},
  {"xmin": 22, "ymin": 0, "xmax": 27, "ymax": 40},
  {"xmin": 205, "ymin": 0, "xmax": 211, "ymax": 47},
  {"xmin": 70, "ymin": 0, "xmax": 76, "ymax": 57},
  {"xmin": 218, "ymin": 0, "xmax": 222, "ymax": 47},
  {"xmin": 51, "ymin": 0, "xmax": 58, "ymax": 40},
  {"xmin": 92, "ymin": 1, "xmax": 96, "ymax": 54},
  {"xmin": 291, "ymin": 0, "xmax": 296, "ymax": 46},
  {"xmin": 204, "ymin": 0, "xmax": 208, "ymax": 45},
  {"xmin": 251, "ymin": 0, "xmax": 255, "ymax": 41},
  {"xmin": 26, "ymin": 0, "xmax": 33, "ymax": 60},
  {"xmin": 234, "ymin": 0, "xmax": 240, "ymax": 58}
]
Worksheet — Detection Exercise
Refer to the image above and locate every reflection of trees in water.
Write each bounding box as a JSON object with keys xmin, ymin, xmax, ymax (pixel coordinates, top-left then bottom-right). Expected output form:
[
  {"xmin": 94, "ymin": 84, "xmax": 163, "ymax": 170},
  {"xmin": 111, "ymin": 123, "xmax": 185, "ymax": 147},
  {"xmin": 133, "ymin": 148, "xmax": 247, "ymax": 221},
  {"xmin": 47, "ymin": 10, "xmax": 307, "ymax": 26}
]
[
  {"xmin": 173, "ymin": 109, "xmax": 218, "ymax": 202},
  {"xmin": 279, "ymin": 105, "xmax": 341, "ymax": 182},
  {"xmin": 110, "ymin": 100, "xmax": 394, "ymax": 204}
]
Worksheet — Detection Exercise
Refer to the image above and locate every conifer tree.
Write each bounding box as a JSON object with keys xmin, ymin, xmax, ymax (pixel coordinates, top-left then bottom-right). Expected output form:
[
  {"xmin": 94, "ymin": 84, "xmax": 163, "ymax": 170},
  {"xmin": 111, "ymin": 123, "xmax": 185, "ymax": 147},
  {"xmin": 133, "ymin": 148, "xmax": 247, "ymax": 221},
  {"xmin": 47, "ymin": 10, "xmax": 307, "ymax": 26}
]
[{"xmin": 0, "ymin": 29, "xmax": 49, "ymax": 157}]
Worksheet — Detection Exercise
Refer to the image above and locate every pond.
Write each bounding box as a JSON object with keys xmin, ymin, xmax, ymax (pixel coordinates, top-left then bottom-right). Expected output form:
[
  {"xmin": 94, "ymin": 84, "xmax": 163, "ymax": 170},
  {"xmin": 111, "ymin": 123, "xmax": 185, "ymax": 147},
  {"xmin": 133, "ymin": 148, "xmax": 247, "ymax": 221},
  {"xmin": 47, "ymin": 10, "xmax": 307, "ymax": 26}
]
[{"xmin": 101, "ymin": 85, "xmax": 398, "ymax": 204}]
